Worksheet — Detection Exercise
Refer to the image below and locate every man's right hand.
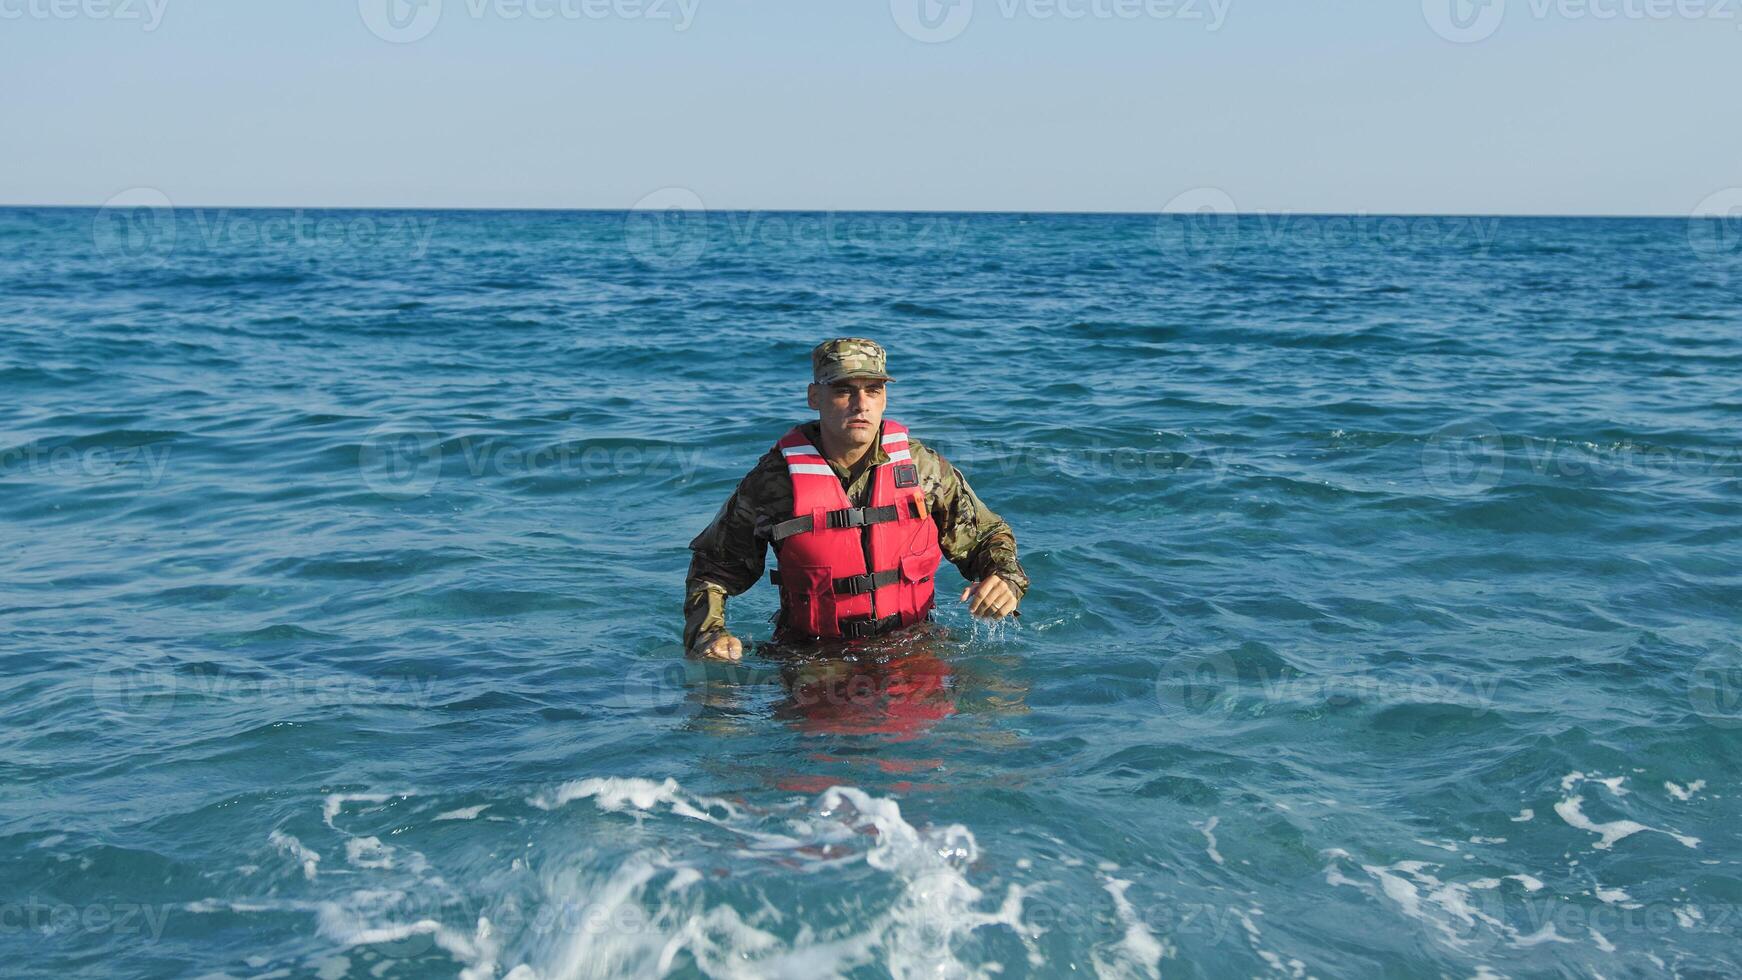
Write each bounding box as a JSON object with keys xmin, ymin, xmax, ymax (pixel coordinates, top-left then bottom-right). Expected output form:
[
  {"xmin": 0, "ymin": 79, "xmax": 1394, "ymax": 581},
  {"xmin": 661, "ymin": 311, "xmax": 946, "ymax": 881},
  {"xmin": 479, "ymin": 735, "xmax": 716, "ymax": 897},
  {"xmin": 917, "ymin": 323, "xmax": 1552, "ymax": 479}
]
[{"xmin": 689, "ymin": 629, "xmax": 744, "ymax": 662}]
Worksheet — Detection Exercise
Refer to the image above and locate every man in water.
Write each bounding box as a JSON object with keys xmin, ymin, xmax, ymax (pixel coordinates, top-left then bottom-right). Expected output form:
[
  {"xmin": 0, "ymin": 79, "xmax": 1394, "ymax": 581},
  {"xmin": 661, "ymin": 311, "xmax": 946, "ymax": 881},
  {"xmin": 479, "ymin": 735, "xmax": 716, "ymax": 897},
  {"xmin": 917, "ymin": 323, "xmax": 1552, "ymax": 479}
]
[{"xmin": 685, "ymin": 338, "xmax": 1029, "ymax": 661}]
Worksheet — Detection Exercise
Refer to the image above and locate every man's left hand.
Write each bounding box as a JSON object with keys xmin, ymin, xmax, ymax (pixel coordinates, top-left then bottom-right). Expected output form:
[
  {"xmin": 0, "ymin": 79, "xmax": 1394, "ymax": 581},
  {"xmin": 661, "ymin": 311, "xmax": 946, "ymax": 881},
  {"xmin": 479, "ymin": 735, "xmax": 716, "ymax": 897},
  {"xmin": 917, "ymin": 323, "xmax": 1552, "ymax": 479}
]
[{"xmin": 960, "ymin": 575, "xmax": 1020, "ymax": 619}]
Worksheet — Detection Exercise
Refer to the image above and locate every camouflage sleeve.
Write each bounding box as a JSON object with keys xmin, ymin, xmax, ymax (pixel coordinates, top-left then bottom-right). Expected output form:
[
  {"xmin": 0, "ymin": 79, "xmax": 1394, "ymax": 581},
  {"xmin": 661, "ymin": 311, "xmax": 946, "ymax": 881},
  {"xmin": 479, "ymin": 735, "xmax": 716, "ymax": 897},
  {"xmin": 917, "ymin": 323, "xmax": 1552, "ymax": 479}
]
[
  {"xmin": 683, "ymin": 451, "xmax": 782, "ymax": 651},
  {"xmin": 908, "ymin": 438, "xmax": 1029, "ymax": 600}
]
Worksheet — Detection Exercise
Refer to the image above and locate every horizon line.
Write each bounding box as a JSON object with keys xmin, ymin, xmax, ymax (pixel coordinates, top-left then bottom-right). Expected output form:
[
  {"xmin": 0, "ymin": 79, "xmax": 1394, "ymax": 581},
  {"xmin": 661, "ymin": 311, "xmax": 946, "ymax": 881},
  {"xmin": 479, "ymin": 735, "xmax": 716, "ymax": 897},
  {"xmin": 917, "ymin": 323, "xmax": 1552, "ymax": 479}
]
[{"xmin": 0, "ymin": 203, "xmax": 1714, "ymax": 220}]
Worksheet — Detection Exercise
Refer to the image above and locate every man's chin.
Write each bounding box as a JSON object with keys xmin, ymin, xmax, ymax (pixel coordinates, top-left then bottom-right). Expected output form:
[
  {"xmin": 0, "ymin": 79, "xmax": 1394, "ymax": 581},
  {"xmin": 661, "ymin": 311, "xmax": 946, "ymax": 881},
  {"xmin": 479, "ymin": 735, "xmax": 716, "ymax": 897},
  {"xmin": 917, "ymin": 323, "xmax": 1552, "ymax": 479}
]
[{"xmin": 837, "ymin": 422, "xmax": 877, "ymax": 443}]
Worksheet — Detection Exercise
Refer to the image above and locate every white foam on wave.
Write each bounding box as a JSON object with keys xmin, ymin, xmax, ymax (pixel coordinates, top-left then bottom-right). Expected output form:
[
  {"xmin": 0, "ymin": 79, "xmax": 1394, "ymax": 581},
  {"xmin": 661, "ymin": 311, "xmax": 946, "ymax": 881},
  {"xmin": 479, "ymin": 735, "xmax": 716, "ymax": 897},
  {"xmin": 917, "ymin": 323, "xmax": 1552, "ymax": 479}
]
[
  {"xmin": 315, "ymin": 898, "xmax": 500, "ymax": 980},
  {"xmin": 436, "ymin": 805, "xmax": 491, "ymax": 822},
  {"xmin": 186, "ymin": 897, "xmax": 292, "ymax": 914},
  {"xmin": 1231, "ymin": 906, "xmax": 1304, "ymax": 979},
  {"xmin": 1665, "ymin": 780, "xmax": 1706, "ymax": 801},
  {"xmin": 345, "ymin": 837, "xmax": 394, "ymax": 870},
  {"xmin": 269, "ymin": 830, "xmax": 321, "ymax": 881},
  {"xmin": 1468, "ymin": 875, "xmax": 1543, "ymax": 893},
  {"xmin": 1593, "ymin": 885, "xmax": 1634, "ymax": 907},
  {"xmin": 1558, "ymin": 773, "xmax": 1627, "ymax": 797},
  {"xmin": 291, "ymin": 787, "xmax": 477, "ymax": 980},
  {"xmin": 264, "ymin": 777, "xmax": 1180, "ymax": 978},
  {"xmin": 528, "ymin": 777, "xmax": 752, "ymax": 826},
  {"xmin": 527, "ymin": 776, "xmax": 801, "ymax": 852},
  {"xmin": 1195, "ymin": 816, "xmax": 1224, "ymax": 866},
  {"xmin": 1512, "ymin": 923, "xmax": 1572, "ymax": 947},
  {"xmin": 529, "ymin": 777, "xmax": 683, "ymax": 813},
  {"xmin": 1091, "ymin": 878, "xmax": 1169, "ymax": 979},
  {"xmin": 1324, "ymin": 853, "xmax": 1568, "ymax": 953},
  {"xmin": 1554, "ymin": 773, "xmax": 1698, "ymax": 851},
  {"xmin": 323, "ymin": 792, "xmax": 407, "ymax": 830},
  {"xmin": 510, "ymin": 778, "xmax": 1049, "ymax": 979}
]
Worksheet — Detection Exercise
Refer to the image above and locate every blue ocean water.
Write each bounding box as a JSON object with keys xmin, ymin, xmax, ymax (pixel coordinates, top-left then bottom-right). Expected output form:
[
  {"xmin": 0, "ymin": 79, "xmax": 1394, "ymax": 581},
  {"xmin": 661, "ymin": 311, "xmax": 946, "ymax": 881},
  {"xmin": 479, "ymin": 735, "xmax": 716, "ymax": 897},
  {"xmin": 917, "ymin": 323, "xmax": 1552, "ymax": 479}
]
[{"xmin": 2, "ymin": 205, "xmax": 1739, "ymax": 978}]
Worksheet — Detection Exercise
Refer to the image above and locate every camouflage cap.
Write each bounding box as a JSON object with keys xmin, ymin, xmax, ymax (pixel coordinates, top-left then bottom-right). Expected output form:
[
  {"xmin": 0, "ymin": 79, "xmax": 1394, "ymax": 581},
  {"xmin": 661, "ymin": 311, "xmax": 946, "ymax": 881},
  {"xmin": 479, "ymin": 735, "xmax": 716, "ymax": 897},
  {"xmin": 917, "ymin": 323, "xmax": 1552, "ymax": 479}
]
[{"xmin": 811, "ymin": 338, "xmax": 895, "ymax": 385}]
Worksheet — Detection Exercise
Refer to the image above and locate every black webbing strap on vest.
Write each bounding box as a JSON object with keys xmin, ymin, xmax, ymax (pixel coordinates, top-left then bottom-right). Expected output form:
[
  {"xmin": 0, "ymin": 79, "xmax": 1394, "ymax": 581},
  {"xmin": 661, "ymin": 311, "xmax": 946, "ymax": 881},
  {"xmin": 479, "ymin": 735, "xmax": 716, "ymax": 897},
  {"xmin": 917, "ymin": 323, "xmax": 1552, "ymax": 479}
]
[
  {"xmin": 832, "ymin": 567, "xmax": 900, "ymax": 595},
  {"xmin": 838, "ymin": 612, "xmax": 904, "ymax": 640},
  {"xmin": 769, "ymin": 567, "xmax": 902, "ymax": 595},
  {"xmin": 770, "ymin": 504, "xmax": 902, "ymax": 543}
]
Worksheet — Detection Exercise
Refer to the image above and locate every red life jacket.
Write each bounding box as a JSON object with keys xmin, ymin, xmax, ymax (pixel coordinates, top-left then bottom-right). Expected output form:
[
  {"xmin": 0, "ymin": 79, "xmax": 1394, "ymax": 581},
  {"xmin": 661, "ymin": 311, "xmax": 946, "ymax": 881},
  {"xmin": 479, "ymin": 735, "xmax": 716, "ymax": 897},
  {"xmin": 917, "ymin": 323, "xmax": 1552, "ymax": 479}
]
[{"xmin": 769, "ymin": 420, "xmax": 943, "ymax": 640}]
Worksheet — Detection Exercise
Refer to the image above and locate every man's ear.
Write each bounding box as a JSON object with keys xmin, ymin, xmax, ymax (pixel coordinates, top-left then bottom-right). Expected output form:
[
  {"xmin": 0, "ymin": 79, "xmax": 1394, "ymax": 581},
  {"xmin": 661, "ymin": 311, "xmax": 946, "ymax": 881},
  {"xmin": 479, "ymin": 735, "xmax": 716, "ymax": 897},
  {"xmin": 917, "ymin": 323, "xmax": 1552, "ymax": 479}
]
[{"xmin": 806, "ymin": 383, "xmax": 820, "ymax": 411}]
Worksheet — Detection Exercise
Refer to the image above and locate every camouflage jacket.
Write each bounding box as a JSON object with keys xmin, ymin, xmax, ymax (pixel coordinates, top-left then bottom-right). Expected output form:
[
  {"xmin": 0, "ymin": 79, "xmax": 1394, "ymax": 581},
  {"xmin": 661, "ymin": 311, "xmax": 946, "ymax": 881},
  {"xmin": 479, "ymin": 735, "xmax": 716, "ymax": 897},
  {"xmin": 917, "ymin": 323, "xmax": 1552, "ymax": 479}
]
[{"xmin": 684, "ymin": 421, "xmax": 1029, "ymax": 650}]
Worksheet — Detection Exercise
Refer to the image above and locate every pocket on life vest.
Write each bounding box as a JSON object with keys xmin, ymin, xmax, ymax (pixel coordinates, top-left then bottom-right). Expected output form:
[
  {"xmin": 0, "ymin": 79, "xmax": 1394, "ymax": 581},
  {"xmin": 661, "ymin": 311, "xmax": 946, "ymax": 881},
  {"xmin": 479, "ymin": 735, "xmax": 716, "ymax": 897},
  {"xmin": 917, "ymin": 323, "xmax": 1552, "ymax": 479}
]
[
  {"xmin": 898, "ymin": 553, "xmax": 938, "ymax": 619},
  {"xmin": 792, "ymin": 564, "xmax": 836, "ymax": 636}
]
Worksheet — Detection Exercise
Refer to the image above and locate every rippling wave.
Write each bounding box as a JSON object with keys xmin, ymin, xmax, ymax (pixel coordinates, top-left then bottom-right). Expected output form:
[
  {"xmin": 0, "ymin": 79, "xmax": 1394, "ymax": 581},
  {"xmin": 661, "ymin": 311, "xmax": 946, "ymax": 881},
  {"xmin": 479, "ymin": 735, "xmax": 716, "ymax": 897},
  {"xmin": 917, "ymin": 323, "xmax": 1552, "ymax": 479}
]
[{"xmin": 1, "ymin": 208, "xmax": 1738, "ymax": 978}]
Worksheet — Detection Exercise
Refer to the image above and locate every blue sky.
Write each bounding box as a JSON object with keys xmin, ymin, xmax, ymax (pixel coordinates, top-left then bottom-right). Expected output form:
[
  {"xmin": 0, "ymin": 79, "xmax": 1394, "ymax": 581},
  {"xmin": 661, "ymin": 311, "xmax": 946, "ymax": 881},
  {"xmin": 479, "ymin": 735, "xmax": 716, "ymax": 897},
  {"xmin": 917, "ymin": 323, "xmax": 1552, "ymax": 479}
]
[{"xmin": 2, "ymin": 0, "xmax": 1739, "ymax": 213}]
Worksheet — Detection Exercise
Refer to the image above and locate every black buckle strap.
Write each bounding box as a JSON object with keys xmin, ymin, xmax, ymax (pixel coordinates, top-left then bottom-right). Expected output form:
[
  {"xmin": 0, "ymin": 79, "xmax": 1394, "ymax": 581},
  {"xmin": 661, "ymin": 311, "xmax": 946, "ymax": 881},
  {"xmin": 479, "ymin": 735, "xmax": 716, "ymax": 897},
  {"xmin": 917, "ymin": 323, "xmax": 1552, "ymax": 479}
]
[
  {"xmin": 833, "ymin": 568, "xmax": 900, "ymax": 595},
  {"xmin": 772, "ymin": 505, "xmax": 904, "ymax": 542},
  {"xmin": 825, "ymin": 509, "xmax": 866, "ymax": 530},
  {"xmin": 825, "ymin": 504, "xmax": 899, "ymax": 530},
  {"xmin": 773, "ymin": 567, "xmax": 902, "ymax": 594},
  {"xmin": 838, "ymin": 612, "xmax": 904, "ymax": 640}
]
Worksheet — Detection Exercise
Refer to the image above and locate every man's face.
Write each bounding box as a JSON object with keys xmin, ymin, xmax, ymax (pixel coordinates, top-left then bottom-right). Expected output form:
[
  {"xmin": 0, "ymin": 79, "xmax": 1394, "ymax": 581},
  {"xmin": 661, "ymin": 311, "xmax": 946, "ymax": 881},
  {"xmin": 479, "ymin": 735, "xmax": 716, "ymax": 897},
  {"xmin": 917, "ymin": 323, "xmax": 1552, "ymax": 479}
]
[{"xmin": 808, "ymin": 378, "xmax": 888, "ymax": 452}]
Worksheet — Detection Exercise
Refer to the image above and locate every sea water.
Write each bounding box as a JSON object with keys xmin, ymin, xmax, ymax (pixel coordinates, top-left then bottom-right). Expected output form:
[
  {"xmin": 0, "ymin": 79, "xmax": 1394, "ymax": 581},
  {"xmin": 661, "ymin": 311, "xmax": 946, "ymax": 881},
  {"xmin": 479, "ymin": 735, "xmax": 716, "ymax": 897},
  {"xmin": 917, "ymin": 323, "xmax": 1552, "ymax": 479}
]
[{"xmin": 1, "ymin": 207, "xmax": 1738, "ymax": 977}]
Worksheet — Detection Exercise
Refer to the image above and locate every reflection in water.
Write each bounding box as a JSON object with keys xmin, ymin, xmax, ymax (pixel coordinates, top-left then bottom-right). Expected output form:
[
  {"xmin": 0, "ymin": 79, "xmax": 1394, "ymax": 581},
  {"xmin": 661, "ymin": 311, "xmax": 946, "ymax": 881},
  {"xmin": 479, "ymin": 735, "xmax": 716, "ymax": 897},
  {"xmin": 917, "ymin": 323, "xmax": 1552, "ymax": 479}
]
[
  {"xmin": 680, "ymin": 623, "xmax": 1034, "ymax": 798},
  {"xmin": 771, "ymin": 648, "xmax": 956, "ymax": 740},
  {"xmin": 679, "ymin": 622, "xmax": 1030, "ymax": 750}
]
